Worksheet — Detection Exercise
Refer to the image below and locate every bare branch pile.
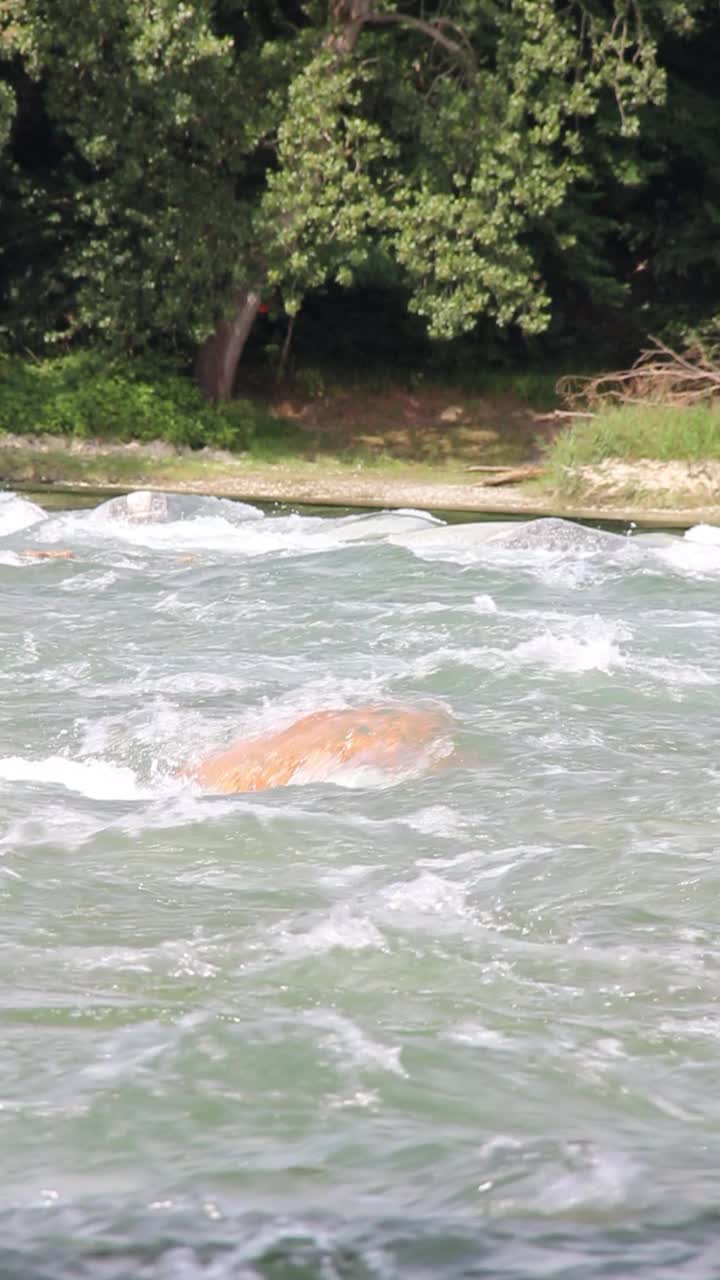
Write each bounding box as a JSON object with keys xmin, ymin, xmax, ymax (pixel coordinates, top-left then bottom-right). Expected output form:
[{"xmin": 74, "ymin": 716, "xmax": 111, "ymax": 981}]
[{"xmin": 557, "ymin": 336, "xmax": 720, "ymax": 410}]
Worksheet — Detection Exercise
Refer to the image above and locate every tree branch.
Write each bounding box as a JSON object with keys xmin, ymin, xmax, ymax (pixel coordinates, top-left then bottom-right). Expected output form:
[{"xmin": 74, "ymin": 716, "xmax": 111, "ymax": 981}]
[{"xmin": 364, "ymin": 12, "xmax": 467, "ymax": 57}]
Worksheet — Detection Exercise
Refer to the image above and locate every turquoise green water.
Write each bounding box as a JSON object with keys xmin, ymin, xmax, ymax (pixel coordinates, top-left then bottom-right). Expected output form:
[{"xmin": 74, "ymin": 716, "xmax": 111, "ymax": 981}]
[{"xmin": 2, "ymin": 490, "xmax": 720, "ymax": 1278}]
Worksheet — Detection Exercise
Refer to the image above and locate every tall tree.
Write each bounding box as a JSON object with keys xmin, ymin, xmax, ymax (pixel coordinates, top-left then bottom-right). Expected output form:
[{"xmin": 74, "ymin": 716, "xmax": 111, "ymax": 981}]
[{"xmin": 0, "ymin": 0, "xmax": 709, "ymax": 398}]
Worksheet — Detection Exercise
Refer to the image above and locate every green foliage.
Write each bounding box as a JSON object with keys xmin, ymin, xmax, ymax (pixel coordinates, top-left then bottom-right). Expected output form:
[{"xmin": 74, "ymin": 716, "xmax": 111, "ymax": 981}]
[
  {"xmin": 0, "ymin": 80, "xmax": 14, "ymax": 148},
  {"xmin": 2, "ymin": 0, "xmax": 706, "ymax": 362},
  {"xmin": 263, "ymin": 55, "xmax": 394, "ymax": 313},
  {"xmin": 0, "ymin": 352, "xmax": 282, "ymax": 449},
  {"xmin": 0, "ymin": 0, "xmax": 292, "ymax": 350},
  {"xmin": 545, "ymin": 404, "xmax": 720, "ymax": 483}
]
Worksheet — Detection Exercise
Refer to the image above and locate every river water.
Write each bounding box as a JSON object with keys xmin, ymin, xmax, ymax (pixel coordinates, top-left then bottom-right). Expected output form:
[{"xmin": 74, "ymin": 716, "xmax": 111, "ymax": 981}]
[{"xmin": 2, "ymin": 488, "xmax": 720, "ymax": 1279}]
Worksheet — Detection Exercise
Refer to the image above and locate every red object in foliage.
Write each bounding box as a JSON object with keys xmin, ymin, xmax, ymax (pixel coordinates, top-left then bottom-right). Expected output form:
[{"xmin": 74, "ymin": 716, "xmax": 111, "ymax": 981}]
[{"xmin": 258, "ymin": 303, "xmax": 269, "ymax": 315}]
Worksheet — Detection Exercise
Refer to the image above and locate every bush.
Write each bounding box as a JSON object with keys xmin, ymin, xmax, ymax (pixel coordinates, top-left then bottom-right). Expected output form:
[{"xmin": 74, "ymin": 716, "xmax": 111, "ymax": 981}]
[{"xmin": 0, "ymin": 351, "xmax": 284, "ymax": 451}]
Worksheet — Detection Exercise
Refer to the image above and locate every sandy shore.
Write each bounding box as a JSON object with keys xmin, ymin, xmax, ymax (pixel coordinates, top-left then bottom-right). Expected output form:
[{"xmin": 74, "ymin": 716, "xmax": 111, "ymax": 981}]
[
  {"xmin": 2, "ymin": 435, "xmax": 720, "ymax": 528},
  {"xmin": 12, "ymin": 470, "xmax": 720, "ymax": 530}
]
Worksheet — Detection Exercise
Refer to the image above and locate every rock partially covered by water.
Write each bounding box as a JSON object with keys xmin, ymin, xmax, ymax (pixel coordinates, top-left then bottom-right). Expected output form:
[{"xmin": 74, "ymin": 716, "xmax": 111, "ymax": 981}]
[
  {"xmin": 21, "ymin": 548, "xmax": 75, "ymax": 560},
  {"xmin": 93, "ymin": 491, "xmax": 265, "ymax": 527},
  {"xmin": 183, "ymin": 705, "xmax": 457, "ymax": 793},
  {"xmin": 390, "ymin": 520, "xmax": 523, "ymax": 552},
  {"xmin": 333, "ymin": 509, "xmax": 443, "ymax": 543},
  {"xmin": 491, "ymin": 517, "xmax": 624, "ymax": 553},
  {"xmin": 97, "ymin": 491, "xmax": 171, "ymax": 523}
]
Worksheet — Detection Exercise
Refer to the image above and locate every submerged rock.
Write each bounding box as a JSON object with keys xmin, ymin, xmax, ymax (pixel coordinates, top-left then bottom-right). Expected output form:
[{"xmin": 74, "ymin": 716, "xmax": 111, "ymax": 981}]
[
  {"xmin": 21, "ymin": 548, "xmax": 75, "ymax": 560},
  {"xmin": 96, "ymin": 490, "xmax": 170, "ymax": 524},
  {"xmin": 489, "ymin": 517, "xmax": 624, "ymax": 553},
  {"xmin": 92, "ymin": 491, "xmax": 265, "ymax": 527},
  {"xmin": 333, "ymin": 509, "xmax": 443, "ymax": 543},
  {"xmin": 389, "ymin": 520, "xmax": 524, "ymax": 551}
]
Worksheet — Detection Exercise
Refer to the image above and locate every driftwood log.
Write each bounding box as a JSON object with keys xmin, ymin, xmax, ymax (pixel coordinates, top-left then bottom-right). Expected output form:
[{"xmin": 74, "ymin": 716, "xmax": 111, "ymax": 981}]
[{"xmin": 465, "ymin": 465, "xmax": 546, "ymax": 485}]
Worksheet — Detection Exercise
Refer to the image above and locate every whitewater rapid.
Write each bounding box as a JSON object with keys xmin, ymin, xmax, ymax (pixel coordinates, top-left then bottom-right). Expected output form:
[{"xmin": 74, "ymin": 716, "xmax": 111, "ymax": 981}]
[{"xmin": 2, "ymin": 489, "xmax": 720, "ymax": 1279}]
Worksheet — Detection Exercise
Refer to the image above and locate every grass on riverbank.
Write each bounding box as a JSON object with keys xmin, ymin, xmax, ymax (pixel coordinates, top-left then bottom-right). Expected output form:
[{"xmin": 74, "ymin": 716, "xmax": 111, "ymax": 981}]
[
  {"xmin": 544, "ymin": 403, "xmax": 720, "ymax": 495},
  {"xmin": 0, "ymin": 438, "xmax": 452, "ymax": 491}
]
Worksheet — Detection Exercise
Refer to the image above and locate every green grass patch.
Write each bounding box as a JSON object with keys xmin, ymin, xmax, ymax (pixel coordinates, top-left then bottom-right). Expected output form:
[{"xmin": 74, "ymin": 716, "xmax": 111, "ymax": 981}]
[
  {"xmin": 0, "ymin": 351, "xmax": 296, "ymax": 453},
  {"xmin": 545, "ymin": 402, "xmax": 720, "ymax": 488}
]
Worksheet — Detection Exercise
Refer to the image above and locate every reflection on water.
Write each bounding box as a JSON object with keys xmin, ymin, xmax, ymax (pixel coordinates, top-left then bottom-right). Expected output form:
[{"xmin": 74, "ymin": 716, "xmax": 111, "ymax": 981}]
[{"xmin": 2, "ymin": 489, "xmax": 720, "ymax": 1278}]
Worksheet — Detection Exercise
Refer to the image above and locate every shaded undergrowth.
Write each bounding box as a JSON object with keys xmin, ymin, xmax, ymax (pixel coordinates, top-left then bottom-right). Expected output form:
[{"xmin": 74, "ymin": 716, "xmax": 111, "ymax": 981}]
[{"xmin": 0, "ymin": 351, "xmax": 298, "ymax": 455}]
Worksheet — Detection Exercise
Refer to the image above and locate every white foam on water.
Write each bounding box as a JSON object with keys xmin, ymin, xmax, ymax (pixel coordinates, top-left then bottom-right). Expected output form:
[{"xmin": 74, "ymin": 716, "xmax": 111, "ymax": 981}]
[
  {"xmin": 30, "ymin": 492, "xmax": 279, "ymax": 556},
  {"xmin": 0, "ymin": 805, "xmax": 111, "ymax": 851},
  {"xmin": 152, "ymin": 591, "xmax": 222, "ymax": 619},
  {"xmin": 508, "ymin": 618, "xmax": 628, "ymax": 674},
  {"xmin": 71, "ymin": 946, "xmax": 155, "ymax": 975},
  {"xmin": 403, "ymin": 644, "xmax": 496, "ymax": 679},
  {"xmin": 684, "ymin": 523, "xmax": 720, "ymax": 545},
  {"xmin": 523, "ymin": 1148, "xmax": 642, "ymax": 1215},
  {"xmin": 147, "ymin": 671, "xmax": 254, "ymax": 697},
  {"xmin": 39, "ymin": 511, "xmax": 284, "ymax": 556},
  {"xmin": 659, "ymin": 1014, "xmax": 720, "ymax": 1042},
  {"xmin": 392, "ymin": 517, "xmax": 657, "ymax": 590},
  {"xmin": 33, "ymin": 497, "xmax": 444, "ymax": 560},
  {"xmin": 472, "ymin": 594, "xmax": 498, "ymax": 613},
  {"xmin": 59, "ymin": 570, "xmax": 117, "ymax": 593},
  {"xmin": 400, "ymin": 805, "xmax": 465, "ymax": 838},
  {"xmin": 382, "ymin": 600, "xmax": 452, "ymax": 617},
  {"xmin": 380, "ymin": 871, "xmax": 470, "ymax": 918},
  {"xmin": 0, "ymin": 550, "xmax": 25, "ymax": 567},
  {"xmin": 0, "ymin": 491, "xmax": 46, "ymax": 537},
  {"xmin": 274, "ymin": 910, "xmax": 387, "ymax": 957},
  {"xmin": 447, "ymin": 1021, "xmax": 510, "ymax": 1049},
  {"xmin": 640, "ymin": 657, "xmax": 717, "ymax": 687},
  {"xmin": 305, "ymin": 1010, "xmax": 406, "ymax": 1077},
  {"xmin": 0, "ymin": 754, "xmax": 154, "ymax": 801},
  {"xmin": 655, "ymin": 536, "xmax": 720, "ymax": 578},
  {"xmin": 403, "ymin": 617, "xmax": 627, "ymax": 680}
]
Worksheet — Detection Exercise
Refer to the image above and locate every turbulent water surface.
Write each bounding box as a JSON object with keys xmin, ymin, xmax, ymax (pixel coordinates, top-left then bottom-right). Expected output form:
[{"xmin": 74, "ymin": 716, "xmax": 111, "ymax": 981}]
[{"xmin": 2, "ymin": 488, "xmax": 720, "ymax": 1279}]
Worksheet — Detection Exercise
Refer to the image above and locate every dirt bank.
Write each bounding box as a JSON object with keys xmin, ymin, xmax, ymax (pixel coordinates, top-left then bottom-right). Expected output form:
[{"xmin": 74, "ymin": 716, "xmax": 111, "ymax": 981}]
[{"xmin": 2, "ymin": 433, "xmax": 720, "ymax": 529}]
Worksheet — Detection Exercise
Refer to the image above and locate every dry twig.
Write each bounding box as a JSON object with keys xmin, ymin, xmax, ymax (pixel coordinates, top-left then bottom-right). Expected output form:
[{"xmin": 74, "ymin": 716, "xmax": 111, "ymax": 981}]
[{"xmin": 557, "ymin": 336, "xmax": 720, "ymax": 410}]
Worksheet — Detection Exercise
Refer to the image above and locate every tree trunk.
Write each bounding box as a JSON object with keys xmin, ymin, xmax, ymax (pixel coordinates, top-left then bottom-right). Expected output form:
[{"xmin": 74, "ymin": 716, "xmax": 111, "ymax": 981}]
[{"xmin": 194, "ymin": 288, "xmax": 262, "ymax": 402}]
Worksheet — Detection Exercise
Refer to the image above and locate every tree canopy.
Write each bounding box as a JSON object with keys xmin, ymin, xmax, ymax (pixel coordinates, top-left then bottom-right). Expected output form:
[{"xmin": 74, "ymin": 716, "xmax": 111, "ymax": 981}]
[{"xmin": 1, "ymin": 0, "xmax": 718, "ymax": 397}]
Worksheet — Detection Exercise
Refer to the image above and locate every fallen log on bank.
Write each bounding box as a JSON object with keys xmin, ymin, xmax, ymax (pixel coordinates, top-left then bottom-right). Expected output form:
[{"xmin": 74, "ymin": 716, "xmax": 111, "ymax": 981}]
[{"xmin": 465, "ymin": 465, "xmax": 547, "ymax": 485}]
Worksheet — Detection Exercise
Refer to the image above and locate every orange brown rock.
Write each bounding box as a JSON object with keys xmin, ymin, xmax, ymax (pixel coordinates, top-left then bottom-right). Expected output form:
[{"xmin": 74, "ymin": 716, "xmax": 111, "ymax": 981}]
[
  {"xmin": 22, "ymin": 549, "xmax": 75, "ymax": 560},
  {"xmin": 183, "ymin": 705, "xmax": 455, "ymax": 794}
]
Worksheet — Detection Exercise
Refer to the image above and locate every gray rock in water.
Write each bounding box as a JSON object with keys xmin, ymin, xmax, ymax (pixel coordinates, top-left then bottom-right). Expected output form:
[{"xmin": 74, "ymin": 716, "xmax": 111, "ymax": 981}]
[
  {"xmin": 97, "ymin": 491, "xmax": 170, "ymax": 524},
  {"xmin": 334, "ymin": 510, "xmax": 443, "ymax": 542},
  {"xmin": 631, "ymin": 531, "xmax": 681, "ymax": 548},
  {"xmin": 390, "ymin": 520, "xmax": 525, "ymax": 550},
  {"xmin": 491, "ymin": 517, "xmax": 623, "ymax": 553}
]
